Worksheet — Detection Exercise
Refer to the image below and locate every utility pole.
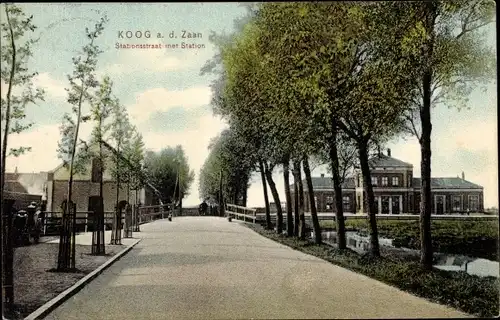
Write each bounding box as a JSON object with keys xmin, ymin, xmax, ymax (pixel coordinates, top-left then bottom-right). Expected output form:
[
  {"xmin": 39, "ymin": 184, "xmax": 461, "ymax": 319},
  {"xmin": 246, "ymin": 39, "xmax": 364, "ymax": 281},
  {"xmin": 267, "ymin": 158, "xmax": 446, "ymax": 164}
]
[{"xmin": 178, "ymin": 167, "xmax": 182, "ymax": 216}]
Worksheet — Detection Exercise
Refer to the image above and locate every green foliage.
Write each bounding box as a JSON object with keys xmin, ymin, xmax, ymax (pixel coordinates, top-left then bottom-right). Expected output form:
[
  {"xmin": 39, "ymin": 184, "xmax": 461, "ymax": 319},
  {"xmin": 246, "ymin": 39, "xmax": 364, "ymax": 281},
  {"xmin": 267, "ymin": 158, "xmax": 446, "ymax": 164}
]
[
  {"xmin": 320, "ymin": 219, "xmax": 498, "ymax": 260},
  {"xmin": 143, "ymin": 146, "xmax": 195, "ymax": 204},
  {"xmin": 249, "ymin": 223, "xmax": 498, "ymax": 318},
  {"xmin": 71, "ymin": 75, "xmax": 115, "ymax": 176},
  {"xmin": 57, "ymin": 15, "xmax": 107, "ymax": 176},
  {"xmin": 199, "ymin": 129, "xmax": 254, "ymax": 204},
  {"xmin": 1, "ymin": 3, "xmax": 45, "ymax": 159},
  {"xmin": 109, "ymin": 98, "xmax": 132, "ymax": 185},
  {"xmin": 122, "ymin": 127, "xmax": 145, "ymax": 190},
  {"xmin": 384, "ymin": 0, "xmax": 496, "ymax": 138}
]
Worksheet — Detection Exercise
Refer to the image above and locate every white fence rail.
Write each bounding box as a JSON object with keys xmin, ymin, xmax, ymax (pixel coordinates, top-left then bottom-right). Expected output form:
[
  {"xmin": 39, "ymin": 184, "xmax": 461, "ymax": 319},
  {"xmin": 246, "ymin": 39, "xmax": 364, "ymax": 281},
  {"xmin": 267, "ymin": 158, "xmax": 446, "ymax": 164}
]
[{"xmin": 226, "ymin": 204, "xmax": 257, "ymax": 223}]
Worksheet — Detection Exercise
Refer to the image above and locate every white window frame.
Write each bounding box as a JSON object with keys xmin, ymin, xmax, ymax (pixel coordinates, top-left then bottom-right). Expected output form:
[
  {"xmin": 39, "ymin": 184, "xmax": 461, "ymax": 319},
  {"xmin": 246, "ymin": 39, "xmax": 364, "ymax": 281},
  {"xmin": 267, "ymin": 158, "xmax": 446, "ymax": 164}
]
[
  {"xmin": 371, "ymin": 177, "xmax": 378, "ymax": 186},
  {"xmin": 468, "ymin": 195, "xmax": 479, "ymax": 212},
  {"xmin": 343, "ymin": 196, "xmax": 350, "ymax": 211},
  {"xmin": 326, "ymin": 196, "xmax": 333, "ymax": 210},
  {"xmin": 381, "ymin": 177, "xmax": 388, "ymax": 186},
  {"xmin": 392, "ymin": 176, "xmax": 399, "ymax": 187},
  {"xmin": 452, "ymin": 195, "xmax": 461, "ymax": 212}
]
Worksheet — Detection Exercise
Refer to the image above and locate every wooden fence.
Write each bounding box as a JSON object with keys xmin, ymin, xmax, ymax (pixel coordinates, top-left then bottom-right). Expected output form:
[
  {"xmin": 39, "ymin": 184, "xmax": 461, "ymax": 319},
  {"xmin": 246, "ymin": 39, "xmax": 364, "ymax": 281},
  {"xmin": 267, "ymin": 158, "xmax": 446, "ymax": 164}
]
[
  {"xmin": 226, "ymin": 204, "xmax": 257, "ymax": 223},
  {"xmin": 224, "ymin": 204, "xmax": 498, "ymax": 226},
  {"xmin": 43, "ymin": 211, "xmax": 117, "ymax": 235},
  {"xmin": 254, "ymin": 212, "xmax": 499, "ymax": 223},
  {"xmin": 137, "ymin": 204, "xmax": 174, "ymax": 224}
]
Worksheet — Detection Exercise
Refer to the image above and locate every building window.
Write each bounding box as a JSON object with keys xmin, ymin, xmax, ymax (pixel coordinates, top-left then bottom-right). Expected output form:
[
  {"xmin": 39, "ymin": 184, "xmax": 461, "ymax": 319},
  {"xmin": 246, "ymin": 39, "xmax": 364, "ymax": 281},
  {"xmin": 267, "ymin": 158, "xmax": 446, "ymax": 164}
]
[
  {"xmin": 381, "ymin": 177, "xmax": 388, "ymax": 186},
  {"xmin": 91, "ymin": 158, "xmax": 101, "ymax": 183},
  {"xmin": 392, "ymin": 177, "xmax": 399, "ymax": 187},
  {"xmin": 452, "ymin": 196, "xmax": 461, "ymax": 212},
  {"xmin": 326, "ymin": 196, "xmax": 334, "ymax": 210},
  {"xmin": 469, "ymin": 195, "xmax": 479, "ymax": 212},
  {"xmin": 371, "ymin": 177, "xmax": 377, "ymax": 186},
  {"xmin": 314, "ymin": 196, "xmax": 318, "ymax": 210},
  {"xmin": 343, "ymin": 196, "xmax": 350, "ymax": 211},
  {"xmin": 357, "ymin": 195, "xmax": 361, "ymax": 210}
]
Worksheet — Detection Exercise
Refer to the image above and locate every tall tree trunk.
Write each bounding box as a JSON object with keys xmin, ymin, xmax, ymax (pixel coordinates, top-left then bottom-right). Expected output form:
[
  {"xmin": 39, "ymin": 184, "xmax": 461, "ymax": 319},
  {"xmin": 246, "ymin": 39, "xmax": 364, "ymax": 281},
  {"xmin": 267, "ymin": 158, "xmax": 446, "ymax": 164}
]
[
  {"xmin": 233, "ymin": 179, "xmax": 240, "ymax": 206},
  {"xmin": 358, "ymin": 139, "xmax": 380, "ymax": 256},
  {"xmin": 303, "ymin": 157, "xmax": 321, "ymax": 244},
  {"xmin": 293, "ymin": 160, "xmax": 306, "ymax": 239},
  {"xmin": 328, "ymin": 120, "xmax": 347, "ymax": 250},
  {"xmin": 292, "ymin": 166, "xmax": 300, "ymax": 237},
  {"xmin": 111, "ymin": 146, "xmax": 121, "ymax": 245},
  {"xmin": 259, "ymin": 160, "xmax": 272, "ymax": 230},
  {"xmin": 264, "ymin": 163, "xmax": 283, "ymax": 234},
  {"xmin": 419, "ymin": 1, "xmax": 437, "ymax": 270},
  {"xmin": 1, "ymin": 6, "xmax": 17, "ymax": 311},
  {"xmin": 242, "ymin": 177, "xmax": 248, "ymax": 207},
  {"xmin": 94, "ymin": 139, "xmax": 105, "ymax": 255},
  {"xmin": 219, "ymin": 169, "xmax": 223, "ymax": 216},
  {"xmin": 60, "ymin": 69, "xmax": 85, "ymax": 270},
  {"xmin": 127, "ymin": 182, "xmax": 130, "ymax": 204},
  {"xmin": 283, "ymin": 160, "xmax": 293, "ymax": 237},
  {"xmin": 59, "ymin": 34, "xmax": 96, "ymax": 270}
]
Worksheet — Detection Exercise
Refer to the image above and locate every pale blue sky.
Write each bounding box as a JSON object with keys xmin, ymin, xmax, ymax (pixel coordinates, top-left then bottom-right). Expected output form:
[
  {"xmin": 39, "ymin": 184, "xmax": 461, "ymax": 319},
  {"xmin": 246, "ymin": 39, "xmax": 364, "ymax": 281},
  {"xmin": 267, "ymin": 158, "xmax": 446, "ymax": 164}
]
[{"xmin": 3, "ymin": 3, "xmax": 497, "ymax": 208}]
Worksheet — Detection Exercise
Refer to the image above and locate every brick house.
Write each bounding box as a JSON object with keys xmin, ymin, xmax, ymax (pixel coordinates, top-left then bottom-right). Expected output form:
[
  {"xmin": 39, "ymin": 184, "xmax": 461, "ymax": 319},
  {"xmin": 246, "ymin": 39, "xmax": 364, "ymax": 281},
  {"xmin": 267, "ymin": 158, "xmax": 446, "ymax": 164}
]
[
  {"xmin": 4, "ymin": 168, "xmax": 45, "ymax": 209},
  {"xmin": 292, "ymin": 149, "xmax": 484, "ymax": 214},
  {"xmin": 46, "ymin": 153, "xmax": 156, "ymax": 213}
]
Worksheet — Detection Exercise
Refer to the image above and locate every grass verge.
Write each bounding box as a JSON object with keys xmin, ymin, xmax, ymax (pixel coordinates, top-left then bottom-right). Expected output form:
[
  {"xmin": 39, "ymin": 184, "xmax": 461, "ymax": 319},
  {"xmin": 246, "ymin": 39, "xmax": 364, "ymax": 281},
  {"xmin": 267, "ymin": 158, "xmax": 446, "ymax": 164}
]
[
  {"xmin": 319, "ymin": 219, "xmax": 498, "ymax": 260},
  {"xmin": 246, "ymin": 223, "xmax": 499, "ymax": 318}
]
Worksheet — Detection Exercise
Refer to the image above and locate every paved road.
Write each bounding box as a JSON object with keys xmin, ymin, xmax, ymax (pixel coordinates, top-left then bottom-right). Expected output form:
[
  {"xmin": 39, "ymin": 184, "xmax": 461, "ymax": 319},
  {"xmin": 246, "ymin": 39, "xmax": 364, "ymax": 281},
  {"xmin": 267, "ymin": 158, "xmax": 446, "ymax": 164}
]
[{"xmin": 44, "ymin": 217, "xmax": 469, "ymax": 319}]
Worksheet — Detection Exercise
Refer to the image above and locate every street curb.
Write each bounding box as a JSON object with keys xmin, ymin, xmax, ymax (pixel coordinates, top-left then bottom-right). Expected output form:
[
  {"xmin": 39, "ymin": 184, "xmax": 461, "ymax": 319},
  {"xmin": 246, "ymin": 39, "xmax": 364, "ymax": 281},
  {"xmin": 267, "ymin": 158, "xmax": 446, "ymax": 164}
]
[{"xmin": 24, "ymin": 238, "xmax": 142, "ymax": 320}]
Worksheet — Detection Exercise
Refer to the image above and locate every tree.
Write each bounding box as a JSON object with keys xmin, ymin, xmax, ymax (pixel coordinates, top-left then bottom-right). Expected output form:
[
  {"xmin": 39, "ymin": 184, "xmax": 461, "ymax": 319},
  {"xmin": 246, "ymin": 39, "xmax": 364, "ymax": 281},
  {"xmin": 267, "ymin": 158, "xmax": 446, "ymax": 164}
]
[
  {"xmin": 124, "ymin": 129, "xmax": 145, "ymax": 206},
  {"xmin": 85, "ymin": 75, "xmax": 114, "ymax": 255},
  {"xmin": 292, "ymin": 159, "xmax": 306, "ymax": 239},
  {"xmin": 199, "ymin": 129, "xmax": 254, "ymax": 207},
  {"xmin": 257, "ymin": 2, "xmax": 421, "ymax": 253},
  {"xmin": 316, "ymin": 133, "xmax": 358, "ymax": 249},
  {"xmin": 0, "ymin": 3, "xmax": 44, "ymax": 313},
  {"xmin": 109, "ymin": 98, "xmax": 132, "ymax": 245},
  {"xmin": 143, "ymin": 147, "xmax": 195, "ymax": 205},
  {"xmin": 56, "ymin": 15, "xmax": 107, "ymax": 271},
  {"xmin": 381, "ymin": 0, "xmax": 496, "ymax": 269}
]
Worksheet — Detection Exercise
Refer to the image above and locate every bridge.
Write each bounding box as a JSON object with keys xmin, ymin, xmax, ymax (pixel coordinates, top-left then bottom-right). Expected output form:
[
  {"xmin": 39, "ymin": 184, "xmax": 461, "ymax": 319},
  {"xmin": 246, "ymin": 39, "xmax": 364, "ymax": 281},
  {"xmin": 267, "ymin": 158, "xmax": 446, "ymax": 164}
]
[{"xmin": 40, "ymin": 208, "xmax": 469, "ymax": 320}]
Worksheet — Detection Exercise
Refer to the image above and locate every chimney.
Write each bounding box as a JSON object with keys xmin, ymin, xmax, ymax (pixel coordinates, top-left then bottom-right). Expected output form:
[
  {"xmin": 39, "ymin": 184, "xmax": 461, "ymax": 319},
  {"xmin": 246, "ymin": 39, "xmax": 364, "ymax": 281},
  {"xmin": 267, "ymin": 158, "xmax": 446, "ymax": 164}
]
[
  {"xmin": 387, "ymin": 148, "xmax": 391, "ymax": 157},
  {"xmin": 320, "ymin": 173, "xmax": 325, "ymax": 178},
  {"xmin": 377, "ymin": 146, "xmax": 381, "ymax": 157},
  {"xmin": 14, "ymin": 166, "xmax": 18, "ymax": 174},
  {"xmin": 461, "ymin": 171, "xmax": 465, "ymax": 180}
]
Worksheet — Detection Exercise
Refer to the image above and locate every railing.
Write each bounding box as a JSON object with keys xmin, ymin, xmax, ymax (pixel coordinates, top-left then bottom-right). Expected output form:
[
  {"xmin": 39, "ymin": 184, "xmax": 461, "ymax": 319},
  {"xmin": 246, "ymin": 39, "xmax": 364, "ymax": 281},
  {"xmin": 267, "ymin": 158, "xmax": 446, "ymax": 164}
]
[
  {"xmin": 137, "ymin": 203, "xmax": 174, "ymax": 224},
  {"xmin": 254, "ymin": 212, "xmax": 498, "ymax": 222},
  {"xmin": 226, "ymin": 204, "xmax": 257, "ymax": 223},
  {"xmin": 42, "ymin": 211, "xmax": 119, "ymax": 235}
]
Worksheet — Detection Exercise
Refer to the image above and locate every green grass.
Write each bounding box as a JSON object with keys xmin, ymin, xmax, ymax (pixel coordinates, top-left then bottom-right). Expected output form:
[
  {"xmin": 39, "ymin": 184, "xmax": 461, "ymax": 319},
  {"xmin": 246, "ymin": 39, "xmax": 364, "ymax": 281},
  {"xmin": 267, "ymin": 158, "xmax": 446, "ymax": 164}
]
[
  {"xmin": 247, "ymin": 224, "xmax": 499, "ymax": 318},
  {"xmin": 319, "ymin": 219, "xmax": 498, "ymax": 260}
]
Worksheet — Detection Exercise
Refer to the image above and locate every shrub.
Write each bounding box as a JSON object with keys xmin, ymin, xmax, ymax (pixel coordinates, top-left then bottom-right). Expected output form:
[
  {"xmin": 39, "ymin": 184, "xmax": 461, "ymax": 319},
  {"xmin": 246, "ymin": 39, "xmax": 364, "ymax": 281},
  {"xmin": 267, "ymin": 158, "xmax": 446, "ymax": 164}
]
[{"xmin": 319, "ymin": 219, "xmax": 498, "ymax": 260}]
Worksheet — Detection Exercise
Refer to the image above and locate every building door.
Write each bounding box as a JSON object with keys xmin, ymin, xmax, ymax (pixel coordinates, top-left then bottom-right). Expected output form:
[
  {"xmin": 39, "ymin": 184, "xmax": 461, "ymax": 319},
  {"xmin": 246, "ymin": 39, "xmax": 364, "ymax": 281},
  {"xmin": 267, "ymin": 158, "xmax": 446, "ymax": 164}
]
[
  {"xmin": 391, "ymin": 196, "xmax": 400, "ymax": 214},
  {"xmin": 87, "ymin": 196, "xmax": 102, "ymax": 232},
  {"xmin": 435, "ymin": 196, "xmax": 445, "ymax": 215},
  {"xmin": 381, "ymin": 196, "xmax": 390, "ymax": 214}
]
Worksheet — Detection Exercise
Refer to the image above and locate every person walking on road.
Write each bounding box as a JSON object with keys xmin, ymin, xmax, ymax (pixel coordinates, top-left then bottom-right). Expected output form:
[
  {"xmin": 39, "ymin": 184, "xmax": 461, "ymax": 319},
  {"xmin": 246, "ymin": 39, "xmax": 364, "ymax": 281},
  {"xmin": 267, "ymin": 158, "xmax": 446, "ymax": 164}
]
[{"xmin": 199, "ymin": 200, "xmax": 208, "ymax": 216}]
